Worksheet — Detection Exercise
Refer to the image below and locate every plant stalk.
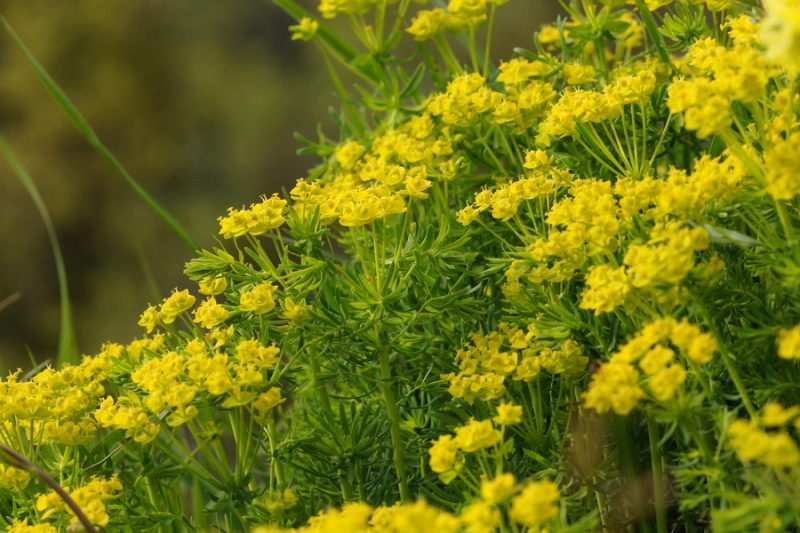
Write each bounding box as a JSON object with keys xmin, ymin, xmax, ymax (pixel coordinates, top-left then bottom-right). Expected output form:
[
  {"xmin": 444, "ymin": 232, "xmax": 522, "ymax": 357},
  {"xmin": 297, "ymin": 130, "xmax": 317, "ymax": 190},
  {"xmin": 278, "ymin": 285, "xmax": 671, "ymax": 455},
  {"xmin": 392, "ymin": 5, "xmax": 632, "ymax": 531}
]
[{"xmin": 377, "ymin": 342, "xmax": 411, "ymax": 502}]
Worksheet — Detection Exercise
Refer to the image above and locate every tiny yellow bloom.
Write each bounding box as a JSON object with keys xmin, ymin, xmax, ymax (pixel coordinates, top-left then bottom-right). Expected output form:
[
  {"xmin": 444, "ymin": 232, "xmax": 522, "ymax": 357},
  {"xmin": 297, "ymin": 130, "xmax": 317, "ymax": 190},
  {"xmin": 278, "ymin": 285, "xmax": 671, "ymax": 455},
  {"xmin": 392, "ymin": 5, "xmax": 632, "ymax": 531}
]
[
  {"xmin": 240, "ymin": 282, "xmax": 278, "ymax": 315},
  {"xmin": 289, "ymin": 17, "xmax": 319, "ymax": 41},
  {"xmin": 493, "ymin": 402, "xmax": 523, "ymax": 425}
]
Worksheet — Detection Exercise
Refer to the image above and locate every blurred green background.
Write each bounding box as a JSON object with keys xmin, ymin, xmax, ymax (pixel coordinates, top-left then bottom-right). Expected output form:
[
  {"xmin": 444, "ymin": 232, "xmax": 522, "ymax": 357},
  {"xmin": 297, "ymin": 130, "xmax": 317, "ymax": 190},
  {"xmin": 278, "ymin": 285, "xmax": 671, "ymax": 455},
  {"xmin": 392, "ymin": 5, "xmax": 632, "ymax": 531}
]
[{"xmin": 0, "ymin": 0, "xmax": 558, "ymax": 369}]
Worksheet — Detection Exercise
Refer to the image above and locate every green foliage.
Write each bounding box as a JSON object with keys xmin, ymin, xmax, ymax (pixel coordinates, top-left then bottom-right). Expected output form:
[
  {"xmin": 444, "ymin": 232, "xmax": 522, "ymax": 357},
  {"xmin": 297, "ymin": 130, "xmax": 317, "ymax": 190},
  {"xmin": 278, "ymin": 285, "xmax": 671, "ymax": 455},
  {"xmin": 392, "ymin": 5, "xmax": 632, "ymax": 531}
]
[{"xmin": 2, "ymin": 0, "xmax": 800, "ymax": 532}]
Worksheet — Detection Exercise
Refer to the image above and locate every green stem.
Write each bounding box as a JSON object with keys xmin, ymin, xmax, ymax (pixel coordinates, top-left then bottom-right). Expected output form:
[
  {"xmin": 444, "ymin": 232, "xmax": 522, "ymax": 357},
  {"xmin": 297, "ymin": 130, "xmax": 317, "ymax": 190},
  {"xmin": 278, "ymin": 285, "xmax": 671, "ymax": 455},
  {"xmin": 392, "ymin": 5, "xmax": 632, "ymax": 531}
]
[
  {"xmin": 339, "ymin": 468, "xmax": 355, "ymax": 502},
  {"xmin": 377, "ymin": 340, "xmax": 411, "ymax": 502},
  {"xmin": 468, "ymin": 24, "xmax": 480, "ymax": 73},
  {"xmin": 483, "ymin": 6, "xmax": 497, "ymax": 76},
  {"xmin": 647, "ymin": 416, "xmax": 668, "ymax": 533},
  {"xmin": 309, "ymin": 345, "xmax": 334, "ymax": 417},
  {"xmin": 631, "ymin": 0, "xmax": 672, "ymax": 67},
  {"xmin": 718, "ymin": 348, "xmax": 757, "ymax": 419},
  {"xmin": 266, "ymin": 415, "xmax": 286, "ymax": 489}
]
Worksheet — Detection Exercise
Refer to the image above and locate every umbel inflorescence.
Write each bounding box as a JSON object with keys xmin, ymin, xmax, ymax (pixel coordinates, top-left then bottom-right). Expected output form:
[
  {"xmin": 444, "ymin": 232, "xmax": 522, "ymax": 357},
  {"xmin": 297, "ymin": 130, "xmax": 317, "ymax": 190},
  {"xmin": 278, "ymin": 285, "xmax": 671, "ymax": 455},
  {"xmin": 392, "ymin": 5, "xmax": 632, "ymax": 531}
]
[{"xmin": 2, "ymin": 0, "xmax": 800, "ymax": 531}]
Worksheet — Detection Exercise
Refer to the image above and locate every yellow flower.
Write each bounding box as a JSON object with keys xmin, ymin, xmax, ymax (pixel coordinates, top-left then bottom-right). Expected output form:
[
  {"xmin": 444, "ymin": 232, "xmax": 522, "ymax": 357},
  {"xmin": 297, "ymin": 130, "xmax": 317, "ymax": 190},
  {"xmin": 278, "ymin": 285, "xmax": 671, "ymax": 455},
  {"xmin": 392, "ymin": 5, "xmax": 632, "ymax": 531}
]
[
  {"xmin": 537, "ymin": 24, "xmax": 562, "ymax": 46},
  {"xmin": 493, "ymin": 402, "xmax": 523, "ymax": 425},
  {"xmin": 523, "ymin": 149, "xmax": 553, "ymax": 170},
  {"xmin": 7, "ymin": 519, "xmax": 57, "ymax": 533},
  {"xmin": 193, "ymin": 298, "xmax": 230, "ymax": 329},
  {"xmin": 761, "ymin": 0, "xmax": 800, "ymax": 74},
  {"xmin": 253, "ymin": 387, "xmax": 286, "ymax": 417},
  {"xmin": 198, "ymin": 275, "xmax": 228, "ymax": 295},
  {"xmin": 777, "ymin": 325, "xmax": 800, "ymax": 360},
  {"xmin": 456, "ymin": 205, "xmax": 479, "ymax": 225},
  {"xmin": 584, "ymin": 360, "xmax": 644, "ymax": 415},
  {"xmin": 480, "ymin": 472, "xmax": 516, "ymax": 503},
  {"xmin": 647, "ymin": 365, "xmax": 686, "ymax": 402},
  {"xmin": 236, "ymin": 339, "xmax": 280, "ymax": 368},
  {"xmin": 429, "ymin": 434, "xmax": 460, "ymax": 473},
  {"xmin": 137, "ymin": 304, "xmax": 159, "ymax": 333},
  {"xmin": 448, "ymin": 0, "xmax": 487, "ymax": 23},
  {"xmin": 638, "ymin": 345, "xmax": 674, "ymax": 375},
  {"xmin": 404, "ymin": 169, "xmax": 433, "ymax": 199},
  {"xmin": 282, "ymin": 296, "xmax": 311, "ymax": 323},
  {"xmin": 580, "ymin": 264, "xmax": 630, "ymax": 315},
  {"xmin": 761, "ymin": 403, "xmax": 800, "ymax": 427},
  {"xmin": 407, "ymin": 9, "xmax": 448, "ymax": 41},
  {"xmin": 722, "ymin": 15, "xmax": 760, "ymax": 47},
  {"xmin": 460, "ymin": 501, "xmax": 501, "ymax": 533},
  {"xmin": 159, "ymin": 289, "xmax": 196, "ymax": 324},
  {"xmin": 509, "ymin": 479, "xmax": 560, "ymax": 528},
  {"xmin": 218, "ymin": 207, "xmax": 254, "ymax": 239},
  {"xmin": 728, "ymin": 417, "xmax": 800, "ymax": 468},
  {"xmin": 765, "ymin": 133, "xmax": 800, "ymax": 200},
  {"xmin": 36, "ymin": 476, "xmax": 122, "ymax": 529},
  {"xmin": 335, "ymin": 140, "xmax": 365, "ymax": 171},
  {"xmin": 0, "ymin": 464, "xmax": 30, "ymax": 489},
  {"xmin": 497, "ymin": 58, "xmax": 549, "ymax": 85},
  {"xmin": 240, "ymin": 282, "xmax": 278, "ymax": 315},
  {"xmin": 563, "ymin": 63, "xmax": 596, "ymax": 85},
  {"xmin": 289, "ymin": 17, "xmax": 319, "ymax": 41},
  {"xmin": 454, "ymin": 419, "xmax": 502, "ymax": 452},
  {"xmin": 248, "ymin": 194, "xmax": 287, "ymax": 235},
  {"xmin": 686, "ymin": 333, "xmax": 718, "ymax": 364}
]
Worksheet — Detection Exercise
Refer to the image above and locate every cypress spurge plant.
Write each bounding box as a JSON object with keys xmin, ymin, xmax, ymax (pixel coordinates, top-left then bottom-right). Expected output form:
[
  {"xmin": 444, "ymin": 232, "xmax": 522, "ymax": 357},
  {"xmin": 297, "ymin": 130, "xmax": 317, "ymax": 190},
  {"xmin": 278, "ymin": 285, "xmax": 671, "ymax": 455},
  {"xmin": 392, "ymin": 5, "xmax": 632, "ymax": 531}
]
[{"xmin": 2, "ymin": 0, "xmax": 800, "ymax": 531}]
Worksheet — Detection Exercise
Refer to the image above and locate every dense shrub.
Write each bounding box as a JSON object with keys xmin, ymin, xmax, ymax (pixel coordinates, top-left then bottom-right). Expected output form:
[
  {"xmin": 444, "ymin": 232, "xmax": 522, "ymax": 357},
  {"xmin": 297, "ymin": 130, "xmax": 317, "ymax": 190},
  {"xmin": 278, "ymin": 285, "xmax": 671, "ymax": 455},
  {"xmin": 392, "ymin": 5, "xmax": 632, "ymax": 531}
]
[{"xmin": 2, "ymin": 0, "xmax": 800, "ymax": 531}]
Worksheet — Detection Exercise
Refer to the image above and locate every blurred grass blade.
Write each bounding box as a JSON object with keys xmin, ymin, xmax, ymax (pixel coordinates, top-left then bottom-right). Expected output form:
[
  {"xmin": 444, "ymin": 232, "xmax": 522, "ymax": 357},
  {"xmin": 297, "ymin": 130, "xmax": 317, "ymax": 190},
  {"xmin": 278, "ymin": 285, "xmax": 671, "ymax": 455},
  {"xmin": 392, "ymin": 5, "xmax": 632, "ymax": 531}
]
[
  {"xmin": 1, "ymin": 17, "xmax": 200, "ymax": 252},
  {"xmin": 0, "ymin": 292, "xmax": 21, "ymax": 314},
  {"xmin": 0, "ymin": 137, "xmax": 78, "ymax": 365}
]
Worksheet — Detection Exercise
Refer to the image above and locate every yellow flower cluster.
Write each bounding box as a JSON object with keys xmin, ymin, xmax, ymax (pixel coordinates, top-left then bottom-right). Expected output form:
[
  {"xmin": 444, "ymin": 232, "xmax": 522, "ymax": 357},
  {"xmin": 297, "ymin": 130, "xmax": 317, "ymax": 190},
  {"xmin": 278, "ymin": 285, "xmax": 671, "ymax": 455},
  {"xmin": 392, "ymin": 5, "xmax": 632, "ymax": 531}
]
[
  {"xmin": 0, "ymin": 349, "xmax": 113, "ymax": 446},
  {"xmin": 446, "ymin": 473, "xmax": 559, "ymax": 532},
  {"xmin": 504, "ymin": 152, "xmax": 743, "ymax": 297},
  {"xmin": 581, "ymin": 222, "xmax": 710, "ymax": 315},
  {"xmin": 94, "ymin": 395, "xmax": 161, "ymax": 443},
  {"xmin": 444, "ymin": 326, "xmax": 587, "ymax": 402},
  {"xmin": 728, "ymin": 403, "xmax": 800, "ymax": 468},
  {"xmin": 289, "ymin": 18, "xmax": 319, "ymax": 41},
  {"xmin": 509, "ymin": 478, "xmax": 560, "ymax": 528},
  {"xmin": 6, "ymin": 520, "xmax": 57, "ymax": 533},
  {"xmin": 193, "ymin": 297, "xmax": 230, "ymax": 329},
  {"xmin": 240, "ymin": 281, "xmax": 278, "ymax": 315},
  {"xmin": 585, "ymin": 317, "xmax": 717, "ymax": 414},
  {"xmin": 218, "ymin": 194, "xmax": 288, "ymax": 239},
  {"xmin": 198, "ymin": 274, "xmax": 228, "ymax": 295},
  {"xmin": 427, "ymin": 73, "xmax": 501, "ymax": 127},
  {"xmin": 457, "ymin": 171, "xmax": 559, "ymax": 224},
  {"xmin": 289, "ymin": 115, "xmax": 455, "ymax": 228},
  {"xmin": 253, "ymin": 501, "xmax": 460, "ymax": 533},
  {"xmin": 406, "ymin": 0, "xmax": 509, "ymax": 40},
  {"xmin": 777, "ymin": 325, "xmax": 800, "ymax": 360},
  {"xmin": 764, "ymin": 133, "xmax": 800, "ymax": 200},
  {"xmin": 537, "ymin": 65, "xmax": 658, "ymax": 146},
  {"xmin": 429, "ymin": 417, "xmax": 502, "ymax": 474},
  {"xmin": 138, "ymin": 288, "xmax": 197, "ymax": 332},
  {"xmin": 493, "ymin": 402, "xmax": 523, "ymax": 425},
  {"xmin": 92, "ymin": 334, "xmax": 283, "ymax": 440},
  {"xmin": 505, "ymin": 179, "xmax": 618, "ymax": 286},
  {"xmin": 36, "ymin": 475, "xmax": 122, "ymax": 529},
  {"xmin": 0, "ymin": 464, "xmax": 30, "ymax": 489},
  {"xmin": 668, "ymin": 37, "xmax": 768, "ymax": 137},
  {"xmin": 761, "ymin": 0, "xmax": 800, "ymax": 74},
  {"xmin": 628, "ymin": 152, "xmax": 747, "ymax": 219},
  {"xmin": 252, "ymin": 472, "xmax": 559, "ymax": 532},
  {"xmin": 722, "ymin": 14, "xmax": 760, "ymax": 47}
]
